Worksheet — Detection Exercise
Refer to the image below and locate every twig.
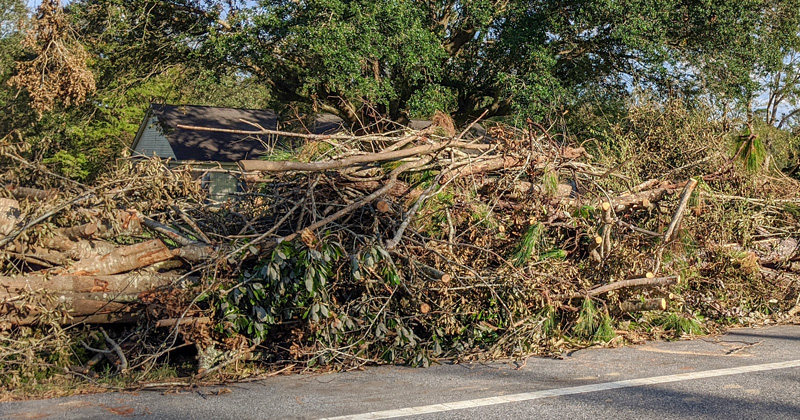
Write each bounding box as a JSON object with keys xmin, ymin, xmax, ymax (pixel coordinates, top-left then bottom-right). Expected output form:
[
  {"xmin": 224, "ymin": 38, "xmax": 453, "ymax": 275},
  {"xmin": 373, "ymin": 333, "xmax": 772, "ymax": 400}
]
[
  {"xmin": 101, "ymin": 328, "xmax": 128, "ymax": 372},
  {"xmin": 554, "ymin": 275, "xmax": 680, "ymax": 300},
  {"xmin": 281, "ymin": 156, "xmax": 433, "ymax": 243},
  {"xmin": 172, "ymin": 205, "xmax": 213, "ymax": 244},
  {"xmin": 0, "ymin": 191, "xmax": 94, "ymax": 248},
  {"xmin": 385, "ymin": 167, "xmax": 449, "ymax": 250}
]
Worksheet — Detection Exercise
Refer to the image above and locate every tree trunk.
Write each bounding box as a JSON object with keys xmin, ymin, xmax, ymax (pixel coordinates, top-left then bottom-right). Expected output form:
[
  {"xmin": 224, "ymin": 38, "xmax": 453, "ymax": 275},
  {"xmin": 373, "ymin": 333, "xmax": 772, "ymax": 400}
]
[
  {"xmin": 67, "ymin": 239, "xmax": 174, "ymax": 276},
  {"xmin": 0, "ymin": 272, "xmax": 181, "ymax": 298}
]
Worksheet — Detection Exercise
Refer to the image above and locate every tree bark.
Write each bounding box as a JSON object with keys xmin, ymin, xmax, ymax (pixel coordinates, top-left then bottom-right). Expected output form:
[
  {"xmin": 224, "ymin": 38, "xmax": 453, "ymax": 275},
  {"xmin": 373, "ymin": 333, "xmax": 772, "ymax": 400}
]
[
  {"xmin": 620, "ymin": 298, "xmax": 667, "ymax": 312},
  {"xmin": 0, "ymin": 198, "xmax": 20, "ymax": 237},
  {"xmin": 0, "ymin": 272, "xmax": 181, "ymax": 297},
  {"xmin": 240, "ymin": 141, "xmax": 488, "ymax": 172},
  {"xmin": 67, "ymin": 240, "xmax": 175, "ymax": 276},
  {"xmin": 1, "ymin": 298, "xmax": 139, "ymax": 326},
  {"xmin": 6, "ymin": 185, "xmax": 56, "ymax": 201}
]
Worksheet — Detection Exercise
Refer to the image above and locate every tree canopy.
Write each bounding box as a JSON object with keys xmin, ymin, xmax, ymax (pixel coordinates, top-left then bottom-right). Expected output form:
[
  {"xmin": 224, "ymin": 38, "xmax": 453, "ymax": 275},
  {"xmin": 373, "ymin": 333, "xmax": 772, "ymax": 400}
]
[
  {"xmin": 66, "ymin": 0, "xmax": 800, "ymax": 126},
  {"xmin": 3, "ymin": 0, "xmax": 800, "ymax": 176}
]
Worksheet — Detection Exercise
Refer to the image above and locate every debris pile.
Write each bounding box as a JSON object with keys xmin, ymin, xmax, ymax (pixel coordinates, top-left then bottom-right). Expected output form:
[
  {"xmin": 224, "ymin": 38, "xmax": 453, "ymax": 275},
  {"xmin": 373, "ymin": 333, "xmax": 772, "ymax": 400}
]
[{"xmin": 1, "ymin": 111, "xmax": 799, "ymax": 382}]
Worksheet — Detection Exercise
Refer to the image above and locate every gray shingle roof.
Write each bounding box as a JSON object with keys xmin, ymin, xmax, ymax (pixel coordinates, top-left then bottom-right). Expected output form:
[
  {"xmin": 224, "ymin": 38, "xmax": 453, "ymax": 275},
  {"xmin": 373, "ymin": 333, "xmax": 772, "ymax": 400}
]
[{"xmin": 147, "ymin": 104, "xmax": 280, "ymax": 162}]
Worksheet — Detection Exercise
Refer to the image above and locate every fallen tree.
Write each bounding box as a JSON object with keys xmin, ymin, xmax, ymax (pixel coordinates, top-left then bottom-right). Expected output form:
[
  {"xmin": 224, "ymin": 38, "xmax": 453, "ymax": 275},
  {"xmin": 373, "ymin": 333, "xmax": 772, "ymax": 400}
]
[{"xmin": 1, "ymin": 111, "xmax": 799, "ymax": 384}]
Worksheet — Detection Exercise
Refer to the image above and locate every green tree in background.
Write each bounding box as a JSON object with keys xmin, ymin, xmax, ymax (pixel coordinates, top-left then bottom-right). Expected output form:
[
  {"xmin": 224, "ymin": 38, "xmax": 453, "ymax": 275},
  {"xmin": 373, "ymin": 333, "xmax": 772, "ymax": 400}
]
[
  {"xmin": 4, "ymin": 0, "xmax": 800, "ymax": 179},
  {"xmin": 70, "ymin": 0, "xmax": 800, "ymax": 127}
]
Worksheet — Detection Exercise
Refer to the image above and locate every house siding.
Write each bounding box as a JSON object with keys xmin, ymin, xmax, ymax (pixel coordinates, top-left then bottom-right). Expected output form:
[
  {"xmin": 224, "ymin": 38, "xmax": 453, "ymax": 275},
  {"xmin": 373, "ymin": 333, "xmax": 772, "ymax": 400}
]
[{"xmin": 133, "ymin": 116, "xmax": 176, "ymax": 159}]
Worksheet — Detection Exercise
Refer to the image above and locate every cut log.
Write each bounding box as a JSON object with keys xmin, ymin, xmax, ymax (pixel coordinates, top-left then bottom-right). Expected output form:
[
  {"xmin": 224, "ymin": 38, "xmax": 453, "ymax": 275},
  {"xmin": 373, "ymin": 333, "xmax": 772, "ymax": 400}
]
[
  {"xmin": 1, "ymin": 298, "xmax": 138, "ymax": 326},
  {"xmin": 620, "ymin": 298, "xmax": 667, "ymax": 312},
  {"xmin": 416, "ymin": 263, "xmax": 452, "ymax": 283},
  {"xmin": 68, "ymin": 240, "xmax": 174, "ymax": 276},
  {"xmin": 0, "ymin": 272, "xmax": 181, "ymax": 298},
  {"xmin": 375, "ymin": 199, "xmax": 392, "ymax": 213}
]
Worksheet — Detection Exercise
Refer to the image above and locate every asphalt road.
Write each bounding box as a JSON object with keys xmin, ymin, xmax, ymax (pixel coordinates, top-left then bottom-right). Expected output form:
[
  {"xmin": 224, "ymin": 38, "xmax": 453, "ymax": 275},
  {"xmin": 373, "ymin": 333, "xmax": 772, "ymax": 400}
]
[{"xmin": 3, "ymin": 324, "xmax": 800, "ymax": 420}]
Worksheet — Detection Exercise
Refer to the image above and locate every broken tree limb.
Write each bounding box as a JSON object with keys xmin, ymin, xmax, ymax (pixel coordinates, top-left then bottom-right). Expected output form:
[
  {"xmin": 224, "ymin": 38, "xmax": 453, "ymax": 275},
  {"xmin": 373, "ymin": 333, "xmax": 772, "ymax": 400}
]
[
  {"xmin": 240, "ymin": 140, "xmax": 486, "ymax": 172},
  {"xmin": 555, "ymin": 275, "xmax": 680, "ymax": 300},
  {"xmin": 56, "ymin": 222, "xmax": 99, "ymax": 240},
  {"xmin": 385, "ymin": 167, "xmax": 450, "ymax": 250},
  {"xmin": 440, "ymin": 155, "xmax": 529, "ymax": 182},
  {"xmin": 155, "ymin": 316, "xmax": 211, "ymax": 328},
  {"xmin": 173, "ymin": 243, "xmax": 217, "ymax": 263},
  {"xmin": 281, "ymin": 156, "xmax": 433, "ymax": 243},
  {"xmin": 663, "ymin": 178, "xmax": 698, "ymax": 243},
  {"xmin": 172, "ymin": 205, "xmax": 213, "ymax": 244},
  {"xmin": 620, "ymin": 298, "xmax": 667, "ymax": 312},
  {"xmin": 100, "ymin": 327, "xmax": 128, "ymax": 372},
  {"xmin": 0, "ymin": 191, "xmax": 94, "ymax": 248},
  {"xmin": 141, "ymin": 216, "xmax": 200, "ymax": 247},
  {"xmin": 1, "ymin": 298, "xmax": 139, "ymax": 326},
  {"xmin": 67, "ymin": 239, "xmax": 175, "ymax": 276},
  {"xmin": 591, "ymin": 181, "xmax": 688, "ymax": 213},
  {"xmin": 65, "ymin": 240, "xmax": 117, "ymax": 260},
  {"xmin": 631, "ymin": 179, "xmax": 661, "ymax": 193},
  {"xmin": 600, "ymin": 202, "xmax": 613, "ymax": 258},
  {"xmin": 5, "ymin": 244, "xmax": 69, "ymax": 266}
]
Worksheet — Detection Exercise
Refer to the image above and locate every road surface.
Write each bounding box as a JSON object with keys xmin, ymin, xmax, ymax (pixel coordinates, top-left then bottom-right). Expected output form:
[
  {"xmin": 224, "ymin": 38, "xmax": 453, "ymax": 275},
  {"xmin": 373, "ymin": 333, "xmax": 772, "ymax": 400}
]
[{"xmin": 3, "ymin": 324, "xmax": 800, "ymax": 419}]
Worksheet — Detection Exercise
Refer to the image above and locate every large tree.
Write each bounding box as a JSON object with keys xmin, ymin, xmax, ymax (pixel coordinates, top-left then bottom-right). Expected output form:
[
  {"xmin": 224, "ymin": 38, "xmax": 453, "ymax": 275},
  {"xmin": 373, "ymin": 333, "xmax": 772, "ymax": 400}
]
[{"xmin": 62, "ymin": 0, "xmax": 800, "ymax": 128}]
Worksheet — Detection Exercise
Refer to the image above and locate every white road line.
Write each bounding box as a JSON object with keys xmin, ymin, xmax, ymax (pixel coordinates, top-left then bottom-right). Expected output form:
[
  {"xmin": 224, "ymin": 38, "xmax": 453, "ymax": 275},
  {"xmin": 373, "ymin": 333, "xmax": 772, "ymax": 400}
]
[{"xmin": 320, "ymin": 359, "xmax": 800, "ymax": 420}]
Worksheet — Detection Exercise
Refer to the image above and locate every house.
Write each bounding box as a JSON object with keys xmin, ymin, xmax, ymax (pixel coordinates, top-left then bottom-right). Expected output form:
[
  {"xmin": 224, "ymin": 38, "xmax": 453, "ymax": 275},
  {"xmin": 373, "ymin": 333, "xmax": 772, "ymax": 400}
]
[
  {"xmin": 131, "ymin": 104, "xmax": 289, "ymax": 200},
  {"xmin": 130, "ymin": 104, "xmax": 484, "ymax": 199}
]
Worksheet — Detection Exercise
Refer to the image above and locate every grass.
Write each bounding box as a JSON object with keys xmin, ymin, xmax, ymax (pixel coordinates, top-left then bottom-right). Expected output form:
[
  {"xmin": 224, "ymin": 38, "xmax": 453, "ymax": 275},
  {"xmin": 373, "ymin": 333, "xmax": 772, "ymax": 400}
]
[{"xmin": 652, "ymin": 312, "xmax": 704, "ymax": 337}]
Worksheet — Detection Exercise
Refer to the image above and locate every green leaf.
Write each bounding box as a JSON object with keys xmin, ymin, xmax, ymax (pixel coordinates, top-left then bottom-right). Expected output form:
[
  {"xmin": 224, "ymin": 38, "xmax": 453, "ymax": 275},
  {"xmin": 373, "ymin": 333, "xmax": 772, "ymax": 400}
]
[
  {"xmin": 253, "ymin": 305, "xmax": 268, "ymax": 322},
  {"xmin": 305, "ymin": 274, "xmax": 315, "ymax": 293}
]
